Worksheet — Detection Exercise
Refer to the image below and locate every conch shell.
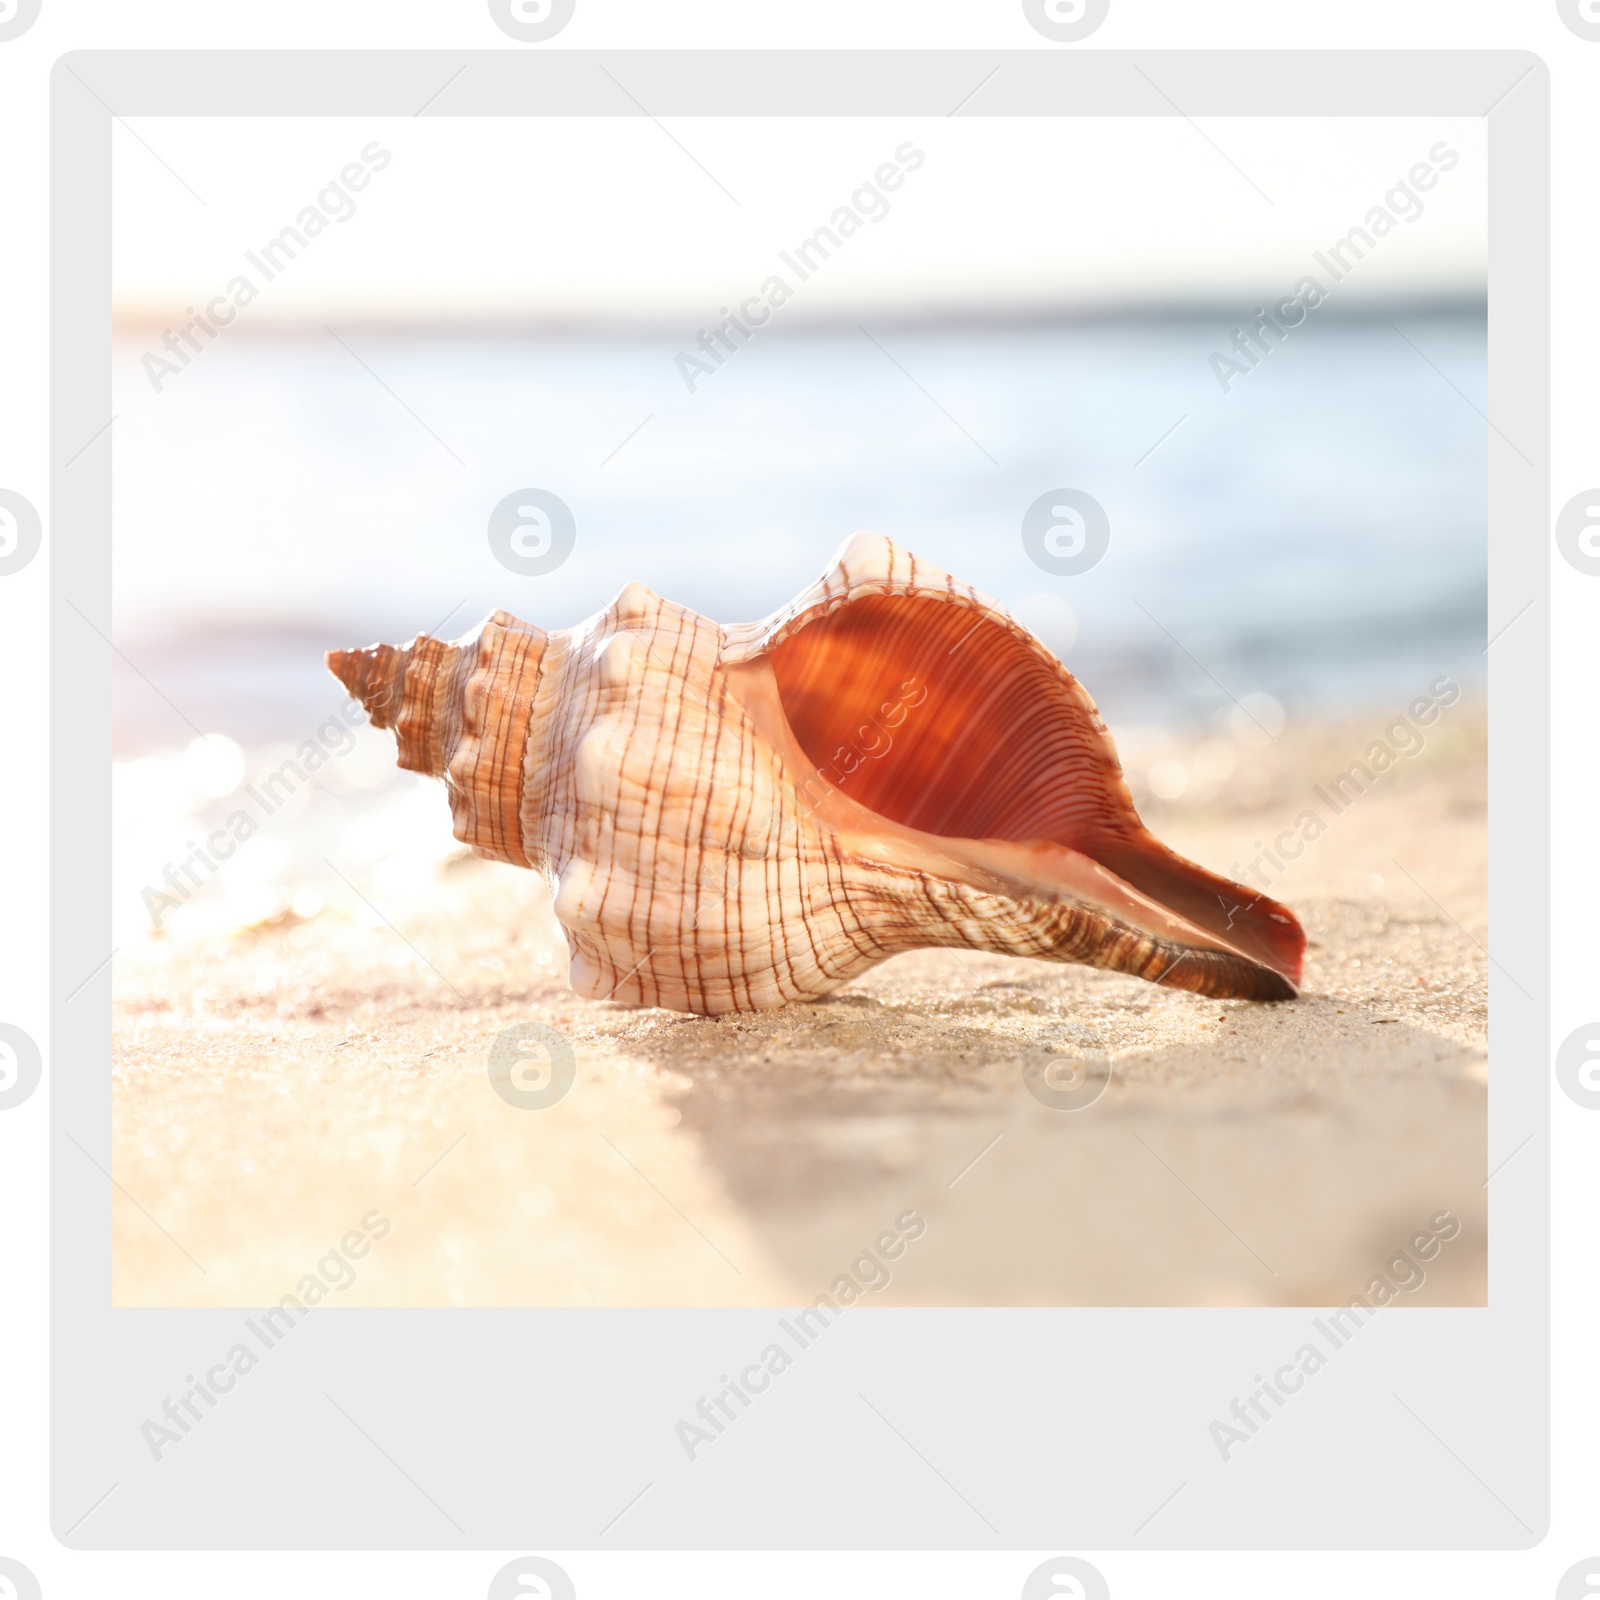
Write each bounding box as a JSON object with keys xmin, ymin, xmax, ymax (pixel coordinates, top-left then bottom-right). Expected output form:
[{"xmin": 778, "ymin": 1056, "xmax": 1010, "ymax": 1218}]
[{"xmin": 328, "ymin": 535, "xmax": 1303, "ymax": 1015}]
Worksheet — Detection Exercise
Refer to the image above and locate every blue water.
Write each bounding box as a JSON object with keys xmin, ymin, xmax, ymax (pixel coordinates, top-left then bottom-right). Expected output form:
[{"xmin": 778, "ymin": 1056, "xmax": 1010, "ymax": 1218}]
[{"xmin": 112, "ymin": 310, "xmax": 1485, "ymax": 753}]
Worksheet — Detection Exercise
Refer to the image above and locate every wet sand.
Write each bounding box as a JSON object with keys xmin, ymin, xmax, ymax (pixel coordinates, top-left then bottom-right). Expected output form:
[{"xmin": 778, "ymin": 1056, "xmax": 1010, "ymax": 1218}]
[{"xmin": 112, "ymin": 700, "xmax": 1487, "ymax": 1307}]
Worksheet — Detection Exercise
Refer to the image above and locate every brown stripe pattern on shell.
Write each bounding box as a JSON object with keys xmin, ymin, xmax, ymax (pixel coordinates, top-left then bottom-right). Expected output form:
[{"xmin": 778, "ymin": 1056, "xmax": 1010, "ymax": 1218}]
[{"xmin": 328, "ymin": 535, "xmax": 1305, "ymax": 1014}]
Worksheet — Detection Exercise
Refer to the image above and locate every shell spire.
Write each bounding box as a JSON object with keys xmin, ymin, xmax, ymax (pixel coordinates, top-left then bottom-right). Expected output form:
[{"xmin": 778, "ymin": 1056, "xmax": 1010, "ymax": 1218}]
[{"xmin": 328, "ymin": 611, "xmax": 548, "ymax": 866}]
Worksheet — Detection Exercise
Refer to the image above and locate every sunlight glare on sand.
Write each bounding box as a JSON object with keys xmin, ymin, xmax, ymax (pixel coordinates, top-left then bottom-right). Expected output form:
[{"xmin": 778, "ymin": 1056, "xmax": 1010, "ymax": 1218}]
[{"xmin": 112, "ymin": 727, "xmax": 463, "ymax": 946}]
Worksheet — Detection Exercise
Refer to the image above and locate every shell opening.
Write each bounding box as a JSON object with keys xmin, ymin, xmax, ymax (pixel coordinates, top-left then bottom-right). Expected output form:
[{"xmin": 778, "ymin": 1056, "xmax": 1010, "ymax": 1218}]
[{"xmin": 767, "ymin": 592, "xmax": 1305, "ymax": 992}]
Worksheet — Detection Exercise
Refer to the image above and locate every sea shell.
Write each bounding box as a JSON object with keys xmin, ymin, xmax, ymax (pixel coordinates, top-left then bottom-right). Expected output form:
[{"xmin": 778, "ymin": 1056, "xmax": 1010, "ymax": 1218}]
[{"xmin": 328, "ymin": 534, "xmax": 1304, "ymax": 1015}]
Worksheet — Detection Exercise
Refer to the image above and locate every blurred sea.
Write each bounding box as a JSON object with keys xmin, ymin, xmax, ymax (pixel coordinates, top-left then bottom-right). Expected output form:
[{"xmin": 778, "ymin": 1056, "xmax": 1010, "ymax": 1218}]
[{"xmin": 109, "ymin": 309, "xmax": 1486, "ymax": 941}]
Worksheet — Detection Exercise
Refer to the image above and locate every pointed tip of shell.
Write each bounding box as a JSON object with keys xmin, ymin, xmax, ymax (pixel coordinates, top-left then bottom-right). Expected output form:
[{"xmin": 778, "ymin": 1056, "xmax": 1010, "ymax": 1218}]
[
  {"xmin": 327, "ymin": 642, "xmax": 405, "ymax": 729},
  {"xmin": 325, "ymin": 633, "xmax": 461, "ymax": 775}
]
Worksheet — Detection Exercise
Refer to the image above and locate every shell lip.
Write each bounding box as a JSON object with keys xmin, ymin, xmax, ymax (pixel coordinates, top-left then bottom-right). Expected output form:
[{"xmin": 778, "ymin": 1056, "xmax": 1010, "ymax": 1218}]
[{"xmin": 723, "ymin": 532, "xmax": 1008, "ymax": 667}]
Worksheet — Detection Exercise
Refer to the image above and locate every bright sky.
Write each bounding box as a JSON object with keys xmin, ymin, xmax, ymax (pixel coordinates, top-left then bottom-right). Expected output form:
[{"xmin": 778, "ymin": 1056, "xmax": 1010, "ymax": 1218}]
[{"xmin": 113, "ymin": 115, "xmax": 1487, "ymax": 325}]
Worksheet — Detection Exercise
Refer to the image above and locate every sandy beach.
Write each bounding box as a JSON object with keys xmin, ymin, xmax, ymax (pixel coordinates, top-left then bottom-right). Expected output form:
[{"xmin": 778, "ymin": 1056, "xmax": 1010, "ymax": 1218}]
[{"xmin": 111, "ymin": 697, "xmax": 1487, "ymax": 1309}]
